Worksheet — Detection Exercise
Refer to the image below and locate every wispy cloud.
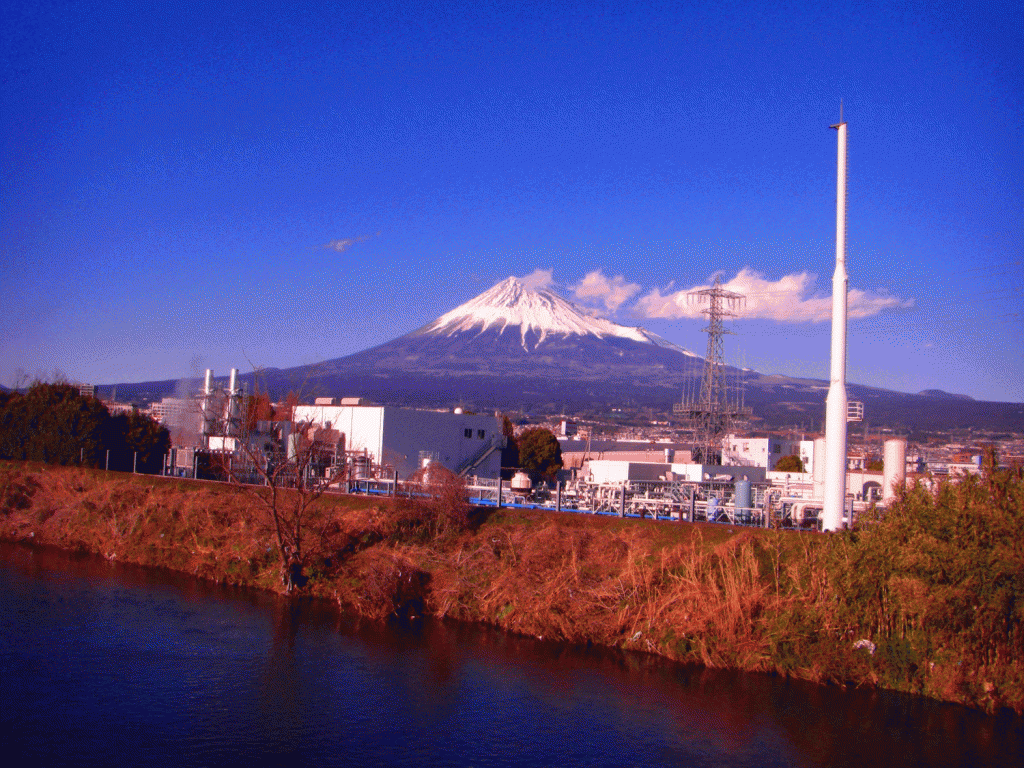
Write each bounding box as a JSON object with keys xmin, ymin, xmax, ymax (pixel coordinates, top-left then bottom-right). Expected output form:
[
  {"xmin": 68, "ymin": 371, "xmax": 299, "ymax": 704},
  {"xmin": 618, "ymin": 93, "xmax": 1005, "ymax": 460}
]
[
  {"xmin": 634, "ymin": 268, "xmax": 913, "ymax": 322},
  {"xmin": 572, "ymin": 269, "xmax": 641, "ymax": 313},
  {"xmin": 519, "ymin": 268, "xmax": 555, "ymax": 290},
  {"xmin": 322, "ymin": 232, "xmax": 378, "ymax": 252}
]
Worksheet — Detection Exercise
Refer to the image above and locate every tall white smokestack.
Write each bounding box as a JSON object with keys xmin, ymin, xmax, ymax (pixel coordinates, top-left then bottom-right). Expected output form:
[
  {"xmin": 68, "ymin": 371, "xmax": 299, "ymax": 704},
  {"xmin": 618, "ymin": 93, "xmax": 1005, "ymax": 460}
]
[
  {"xmin": 225, "ymin": 368, "xmax": 241, "ymax": 437},
  {"xmin": 201, "ymin": 369, "xmax": 214, "ymax": 438},
  {"xmin": 823, "ymin": 115, "xmax": 849, "ymax": 532}
]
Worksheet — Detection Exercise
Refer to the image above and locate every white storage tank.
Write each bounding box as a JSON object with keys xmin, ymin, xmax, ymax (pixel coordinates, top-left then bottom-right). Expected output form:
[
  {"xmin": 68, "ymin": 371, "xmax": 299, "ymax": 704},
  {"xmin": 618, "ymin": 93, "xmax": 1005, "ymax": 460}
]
[{"xmin": 883, "ymin": 439, "xmax": 907, "ymax": 504}]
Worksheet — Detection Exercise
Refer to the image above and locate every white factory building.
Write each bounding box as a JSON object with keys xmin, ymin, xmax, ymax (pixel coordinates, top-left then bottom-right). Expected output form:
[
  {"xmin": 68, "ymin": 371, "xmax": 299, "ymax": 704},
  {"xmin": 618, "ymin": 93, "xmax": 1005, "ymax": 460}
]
[
  {"xmin": 721, "ymin": 434, "xmax": 808, "ymax": 471},
  {"xmin": 292, "ymin": 399, "xmax": 504, "ymax": 481}
]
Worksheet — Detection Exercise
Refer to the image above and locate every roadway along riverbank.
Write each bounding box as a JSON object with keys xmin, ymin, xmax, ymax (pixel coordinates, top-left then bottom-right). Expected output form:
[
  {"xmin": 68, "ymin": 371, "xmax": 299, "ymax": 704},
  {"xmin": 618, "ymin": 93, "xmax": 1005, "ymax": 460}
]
[{"xmin": 2, "ymin": 460, "xmax": 1022, "ymax": 714}]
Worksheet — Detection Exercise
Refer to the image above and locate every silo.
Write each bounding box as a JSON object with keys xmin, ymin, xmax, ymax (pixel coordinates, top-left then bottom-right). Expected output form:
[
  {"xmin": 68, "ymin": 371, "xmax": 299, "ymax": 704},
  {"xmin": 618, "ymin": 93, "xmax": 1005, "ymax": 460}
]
[{"xmin": 883, "ymin": 439, "xmax": 906, "ymax": 504}]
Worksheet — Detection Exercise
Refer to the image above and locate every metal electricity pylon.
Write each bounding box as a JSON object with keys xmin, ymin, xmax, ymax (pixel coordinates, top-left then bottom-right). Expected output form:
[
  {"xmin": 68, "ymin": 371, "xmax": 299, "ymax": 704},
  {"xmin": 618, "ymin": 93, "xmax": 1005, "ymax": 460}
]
[{"xmin": 673, "ymin": 275, "xmax": 749, "ymax": 464}]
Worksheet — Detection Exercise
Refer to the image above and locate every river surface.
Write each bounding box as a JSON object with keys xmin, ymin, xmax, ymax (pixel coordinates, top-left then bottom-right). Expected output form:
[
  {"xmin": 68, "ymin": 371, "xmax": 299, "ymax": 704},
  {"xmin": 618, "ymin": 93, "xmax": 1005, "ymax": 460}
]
[{"xmin": 1, "ymin": 542, "xmax": 1021, "ymax": 767}]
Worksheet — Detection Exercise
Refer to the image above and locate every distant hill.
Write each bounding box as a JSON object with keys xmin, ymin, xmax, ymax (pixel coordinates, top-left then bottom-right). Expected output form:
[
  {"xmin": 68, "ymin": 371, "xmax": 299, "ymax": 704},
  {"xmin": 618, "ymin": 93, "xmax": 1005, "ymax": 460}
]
[{"xmin": 917, "ymin": 389, "xmax": 974, "ymax": 400}]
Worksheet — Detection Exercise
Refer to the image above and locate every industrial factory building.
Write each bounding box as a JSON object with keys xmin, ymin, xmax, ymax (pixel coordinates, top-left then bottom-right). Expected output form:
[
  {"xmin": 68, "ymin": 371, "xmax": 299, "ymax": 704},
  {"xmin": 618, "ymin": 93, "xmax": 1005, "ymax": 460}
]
[
  {"xmin": 721, "ymin": 434, "xmax": 810, "ymax": 472},
  {"xmin": 147, "ymin": 369, "xmax": 504, "ymax": 482},
  {"xmin": 292, "ymin": 400, "xmax": 504, "ymax": 481}
]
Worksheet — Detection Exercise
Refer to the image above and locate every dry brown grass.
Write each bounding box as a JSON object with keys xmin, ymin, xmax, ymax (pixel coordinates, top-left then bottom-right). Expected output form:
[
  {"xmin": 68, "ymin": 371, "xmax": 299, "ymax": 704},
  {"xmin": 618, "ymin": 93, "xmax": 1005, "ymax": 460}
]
[{"xmin": 4, "ymin": 461, "xmax": 1022, "ymax": 714}]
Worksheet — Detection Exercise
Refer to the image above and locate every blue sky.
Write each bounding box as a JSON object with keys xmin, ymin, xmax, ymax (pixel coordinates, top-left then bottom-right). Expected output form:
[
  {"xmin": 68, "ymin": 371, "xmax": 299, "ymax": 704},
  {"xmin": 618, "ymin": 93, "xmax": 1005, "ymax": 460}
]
[{"xmin": 2, "ymin": 1, "xmax": 1021, "ymax": 402}]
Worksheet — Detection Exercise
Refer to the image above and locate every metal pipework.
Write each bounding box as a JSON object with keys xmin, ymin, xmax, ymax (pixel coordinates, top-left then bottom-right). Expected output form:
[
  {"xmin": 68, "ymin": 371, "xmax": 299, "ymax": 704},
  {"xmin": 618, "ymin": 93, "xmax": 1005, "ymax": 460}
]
[{"xmin": 823, "ymin": 117, "xmax": 848, "ymax": 532}]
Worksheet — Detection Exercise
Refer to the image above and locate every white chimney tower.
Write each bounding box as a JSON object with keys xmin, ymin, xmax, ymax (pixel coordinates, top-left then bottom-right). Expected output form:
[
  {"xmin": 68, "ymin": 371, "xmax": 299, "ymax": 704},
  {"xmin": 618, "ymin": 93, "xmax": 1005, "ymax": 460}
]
[{"xmin": 823, "ymin": 112, "xmax": 849, "ymax": 532}]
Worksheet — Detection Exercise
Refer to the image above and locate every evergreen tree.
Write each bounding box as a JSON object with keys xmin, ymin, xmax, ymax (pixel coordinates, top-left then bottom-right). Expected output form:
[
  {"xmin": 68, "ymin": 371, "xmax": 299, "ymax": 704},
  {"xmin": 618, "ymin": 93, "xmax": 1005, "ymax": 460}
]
[
  {"xmin": 517, "ymin": 427, "xmax": 562, "ymax": 481},
  {"xmin": 0, "ymin": 383, "xmax": 169, "ymax": 473}
]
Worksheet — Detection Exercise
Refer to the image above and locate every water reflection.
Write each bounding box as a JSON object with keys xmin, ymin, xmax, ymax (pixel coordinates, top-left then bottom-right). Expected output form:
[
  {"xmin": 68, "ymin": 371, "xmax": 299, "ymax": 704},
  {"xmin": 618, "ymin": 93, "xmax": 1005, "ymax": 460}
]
[{"xmin": 2, "ymin": 542, "xmax": 1021, "ymax": 767}]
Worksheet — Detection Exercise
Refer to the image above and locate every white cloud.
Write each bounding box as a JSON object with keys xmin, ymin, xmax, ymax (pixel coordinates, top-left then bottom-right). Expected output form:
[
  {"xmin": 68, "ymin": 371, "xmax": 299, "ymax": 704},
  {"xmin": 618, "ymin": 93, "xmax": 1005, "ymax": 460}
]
[
  {"xmin": 323, "ymin": 232, "xmax": 376, "ymax": 252},
  {"xmin": 635, "ymin": 267, "xmax": 913, "ymax": 322},
  {"xmin": 572, "ymin": 270, "xmax": 642, "ymax": 313},
  {"xmin": 519, "ymin": 268, "xmax": 555, "ymax": 290}
]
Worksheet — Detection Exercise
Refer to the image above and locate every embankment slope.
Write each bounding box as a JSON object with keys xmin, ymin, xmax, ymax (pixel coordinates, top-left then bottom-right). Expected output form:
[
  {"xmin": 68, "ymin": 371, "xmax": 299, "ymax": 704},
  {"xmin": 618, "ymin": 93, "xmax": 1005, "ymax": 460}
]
[{"xmin": 2, "ymin": 461, "xmax": 1021, "ymax": 714}]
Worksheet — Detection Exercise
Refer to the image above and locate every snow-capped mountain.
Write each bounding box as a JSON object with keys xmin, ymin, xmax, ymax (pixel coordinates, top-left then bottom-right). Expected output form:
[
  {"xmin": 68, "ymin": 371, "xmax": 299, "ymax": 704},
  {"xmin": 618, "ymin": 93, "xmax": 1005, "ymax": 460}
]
[
  {"xmin": 420, "ymin": 277, "xmax": 697, "ymax": 356},
  {"xmin": 110, "ymin": 276, "xmax": 1024, "ymax": 430},
  {"xmin": 313, "ymin": 277, "xmax": 704, "ymax": 385}
]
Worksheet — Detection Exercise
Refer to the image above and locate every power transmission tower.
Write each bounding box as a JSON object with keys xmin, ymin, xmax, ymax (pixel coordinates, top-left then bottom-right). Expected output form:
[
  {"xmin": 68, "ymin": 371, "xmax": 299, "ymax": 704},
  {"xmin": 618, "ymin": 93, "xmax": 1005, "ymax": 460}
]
[{"xmin": 674, "ymin": 275, "xmax": 749, "ymax": 463}]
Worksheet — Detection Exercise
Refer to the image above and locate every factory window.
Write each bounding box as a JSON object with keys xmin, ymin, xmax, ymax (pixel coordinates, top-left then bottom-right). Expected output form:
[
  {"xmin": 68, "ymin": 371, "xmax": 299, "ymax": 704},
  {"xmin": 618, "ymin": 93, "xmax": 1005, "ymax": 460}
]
[
  {"xmin": 477, "ymin": 430, "xmax": 486, "ymax": 439},
  {"xmin": 464, "ymin": 429, "xmax": 472, "ymax": 438}
]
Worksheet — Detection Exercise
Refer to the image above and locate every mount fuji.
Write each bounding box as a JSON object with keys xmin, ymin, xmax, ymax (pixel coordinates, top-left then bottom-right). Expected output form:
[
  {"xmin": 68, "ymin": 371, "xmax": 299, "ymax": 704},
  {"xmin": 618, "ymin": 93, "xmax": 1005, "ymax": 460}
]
[
  {"xmin": 115, "ymin": 277, "xmax": 1024, "ymax": 430},
  {"xmin": 316, "ymin": 277, "xmax": 703, "ymax": 385},
  {"xmin": 422, "ymin": 277, "xmax": 694, "ymax": 354}
]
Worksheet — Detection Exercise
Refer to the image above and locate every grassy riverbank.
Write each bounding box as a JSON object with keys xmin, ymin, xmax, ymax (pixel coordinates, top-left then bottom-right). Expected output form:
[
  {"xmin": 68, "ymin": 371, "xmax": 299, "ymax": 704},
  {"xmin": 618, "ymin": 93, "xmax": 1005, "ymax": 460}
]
[{"xmin": 2, "ymin": 460, "xmax": 1021, "ymax": 714}]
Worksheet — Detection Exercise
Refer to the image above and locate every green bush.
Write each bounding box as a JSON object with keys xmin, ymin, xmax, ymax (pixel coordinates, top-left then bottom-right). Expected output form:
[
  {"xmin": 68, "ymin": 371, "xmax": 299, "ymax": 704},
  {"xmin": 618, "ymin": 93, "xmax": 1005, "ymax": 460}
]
[{"xmin": 829, "ymin": 455, "xmax": 1024, "ymax": 706}]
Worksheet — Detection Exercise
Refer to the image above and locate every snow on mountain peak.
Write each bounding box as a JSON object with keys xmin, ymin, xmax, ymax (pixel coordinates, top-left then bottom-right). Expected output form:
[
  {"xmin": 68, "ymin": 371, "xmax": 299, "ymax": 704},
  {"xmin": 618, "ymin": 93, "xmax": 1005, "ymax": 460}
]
[{"xmin": 421, "ymin": 276, "xmax": 696, "ymax": 355}]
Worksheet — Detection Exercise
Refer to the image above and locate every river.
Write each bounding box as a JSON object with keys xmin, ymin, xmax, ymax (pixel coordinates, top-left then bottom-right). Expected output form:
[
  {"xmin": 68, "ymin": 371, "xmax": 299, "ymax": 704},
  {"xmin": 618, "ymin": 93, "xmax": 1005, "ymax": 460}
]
[{"xmin": 1, "ymin": 541, "xmax": 1020, "ymax": 767}]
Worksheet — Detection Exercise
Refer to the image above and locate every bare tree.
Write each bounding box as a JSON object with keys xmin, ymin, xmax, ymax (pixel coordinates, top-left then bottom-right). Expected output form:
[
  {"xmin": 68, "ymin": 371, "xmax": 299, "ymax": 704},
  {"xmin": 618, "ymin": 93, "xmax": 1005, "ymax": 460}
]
[{"xmin": 212, "ymin": 368, "xmax": 347, "ymax": 591}]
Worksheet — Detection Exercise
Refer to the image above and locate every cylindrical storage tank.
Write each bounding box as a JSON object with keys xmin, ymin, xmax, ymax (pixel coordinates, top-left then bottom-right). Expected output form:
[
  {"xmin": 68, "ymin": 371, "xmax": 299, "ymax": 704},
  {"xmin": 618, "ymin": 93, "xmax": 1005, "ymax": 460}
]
[
  {"xmin": 813, "ymin": 437, "xmax": 826, "ymax": 500},
  {"xmin": 734, "ymin": 479, "xmax": 752, "ymax": 512},
  {"xmin": 883, "ymin": 439, "xmax": 906, "ymax": 504},
  {"xmin": 510, "ymin": 471, "xmax": 532, "ymax": 493},
  {"xmin": 353, "ymin": 455, "xmax": 370, "ymax": 480}
]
